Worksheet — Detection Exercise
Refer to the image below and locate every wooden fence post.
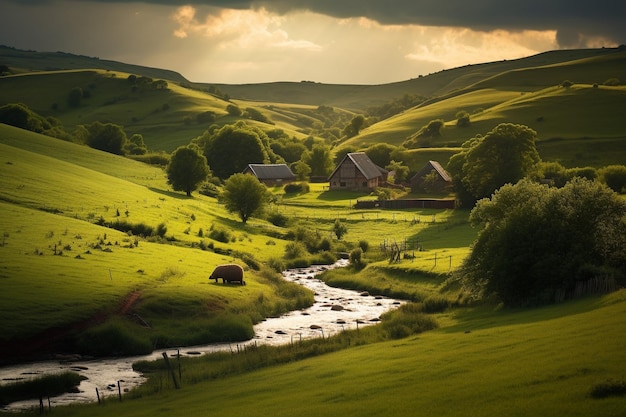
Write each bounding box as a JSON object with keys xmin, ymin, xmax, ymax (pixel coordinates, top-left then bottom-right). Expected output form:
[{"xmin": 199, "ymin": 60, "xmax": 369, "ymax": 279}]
[{"xmin": 162, "ymin": 352, "xmax": 180, "ymax": 389}]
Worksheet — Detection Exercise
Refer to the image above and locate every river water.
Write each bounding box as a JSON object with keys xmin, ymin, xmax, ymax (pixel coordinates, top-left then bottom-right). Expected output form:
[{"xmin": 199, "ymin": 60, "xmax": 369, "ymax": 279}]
[{"xmin": 0, "ymin": 260, "xmax": 403, "ymax": 411}]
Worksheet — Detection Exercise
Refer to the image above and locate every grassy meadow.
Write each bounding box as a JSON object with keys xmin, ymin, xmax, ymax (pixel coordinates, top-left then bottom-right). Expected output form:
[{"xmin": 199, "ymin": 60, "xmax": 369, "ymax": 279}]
[{"xmin": 1, "ymin": 45, "xmax": 625, "ymax": 416}]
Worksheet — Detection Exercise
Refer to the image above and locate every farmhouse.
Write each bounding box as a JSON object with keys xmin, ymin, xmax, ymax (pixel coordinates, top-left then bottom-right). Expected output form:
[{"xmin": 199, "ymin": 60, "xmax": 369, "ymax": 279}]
[
  {"xmin": 328, "ymin": 152, "xmax": 388, "ymax": 191},
  {"xmin": 243, "ymin": 164, "xmax": 296, "ymax": 186},
  {"xmin": 410, "ymin": 160, "xmax": 452, "ymax": 192}
]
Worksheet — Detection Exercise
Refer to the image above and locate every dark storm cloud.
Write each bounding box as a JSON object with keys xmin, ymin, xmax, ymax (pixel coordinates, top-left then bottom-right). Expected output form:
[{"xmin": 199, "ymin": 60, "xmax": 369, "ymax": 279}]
[{"xmin": 36, "ymin": 0, "xmax": 623, "ymax": 47}]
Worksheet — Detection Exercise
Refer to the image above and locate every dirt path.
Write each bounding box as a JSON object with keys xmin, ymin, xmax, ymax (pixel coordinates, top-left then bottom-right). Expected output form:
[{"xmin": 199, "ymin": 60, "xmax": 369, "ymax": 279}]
[{"xmin": 0, "ymin": 291, "xmax": 142, "ymax": 365}]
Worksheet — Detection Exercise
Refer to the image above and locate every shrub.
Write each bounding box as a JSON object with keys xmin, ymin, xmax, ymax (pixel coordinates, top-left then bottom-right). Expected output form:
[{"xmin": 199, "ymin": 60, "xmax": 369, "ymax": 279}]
[
  {"xmin": 268, "ymin": 257, "xmax": 286, "ymax": 272},
  {"xmin": 422, "ymin": 296, "xmax": 450, "ymax": 313},
  {"xmin": 599, "ymin": 165, "xmax": 626, "ymax": 193},
  {"xmin": 358, "ymin": 240, "xmax": 369, "ymax": 253},
  {"xmin": 209, "ymin": 225, "xmax": 232, "ymax": 243},
  {"xmin": 284, "ymin": 241, "xmax": 307, "ymax": 259},
  {"xmin": 349, "ymin": 248, "xmax": 366, "ymax": 269},
  {"xmin": 310, "ymin": 251, "xmax": 337, "ymax": 265},
  {"xmin": 284, "ymin": 182, "xmax": 310, "ymax": 194},
  {"xmin": 267, "ymin": 211, "xmax": 290, "ymax": 227},
  {"xmin": 590, "ymin": 379, "xmax": 626, "ymax": 398}
]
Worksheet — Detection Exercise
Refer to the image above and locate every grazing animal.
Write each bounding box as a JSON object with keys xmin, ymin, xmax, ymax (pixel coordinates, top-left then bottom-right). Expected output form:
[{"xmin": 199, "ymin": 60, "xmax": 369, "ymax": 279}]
[{"xmin": 209, "ymin": 264, "xmax": 245, "ymax": 285}]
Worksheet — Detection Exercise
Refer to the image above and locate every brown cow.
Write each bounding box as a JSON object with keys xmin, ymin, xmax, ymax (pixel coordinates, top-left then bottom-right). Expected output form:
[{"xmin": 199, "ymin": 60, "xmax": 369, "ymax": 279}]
[{"xmin": 209, "ymin": 264, "xmax": 245, "ymax": 285}]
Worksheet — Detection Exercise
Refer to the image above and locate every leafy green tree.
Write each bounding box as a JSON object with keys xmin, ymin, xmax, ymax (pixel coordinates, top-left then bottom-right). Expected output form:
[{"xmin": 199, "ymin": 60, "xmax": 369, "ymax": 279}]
[
  {"xmin": 460, "ymin": 178, "xmax": 626, "ymax": 306},
  {"xmin": 222, "ymin": 173, "xmax": 270, "ymax": 223},
  {"xmin": 85, "ymin": 122, "xmax": 128, "ymax": 155},
  {"xmin": 166, "ymin": 145, "xmax": 210, "ymax": 196},
  {"xmin": 126, "ymin": 133, "xmax": 147, "ymax": 155},
  {"xmin": 386, "ymin": 160, "xmax": 410, "ymax": 183},
  {"xmin": 456, "ymin": 110, "xmax": 470, "ymax": 127},
  {"xmin": 292, "ymin": 160, "xmax": 311, "ymax": 180},
  {"xmin": 302, "ymin": 144, "xmax": 334, "ymax": 177},
  {"xmin": 365, "ymin": 143, "xmax": 397, "ymax": 168},
  {"xmin": 333, "ymin": 219, "xmax": 347, "ymax": 240},
  {"xmin": 342, "ymin": 114, "xmax": 366, "ymax": 137},
  {"xmin": 226, "ymin": 104, "xmax": 242, "ymax": 116},
  {"xmin": 403, "ymin": 119, "xmax": 444, "ymax": 148},
  {"xmin": 599, "ymin": 165, "xmax": 626, "ymax": 193},
  {"xmin": 447, "ymin": 123, "xmax": 540, "ymax": 205},
  {"xmin": 67, "ymin": 87, "xmax": 83, "ymax": 108},
  {"xmin": 203, "ymin": 123, "xmax": 270, "ymax": 179}
]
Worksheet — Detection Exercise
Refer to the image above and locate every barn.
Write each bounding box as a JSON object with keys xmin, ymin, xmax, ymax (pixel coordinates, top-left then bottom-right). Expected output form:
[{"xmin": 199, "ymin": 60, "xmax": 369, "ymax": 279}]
[
  {"xmin": 328, "ymin": 152, "xmax": 388, "ymax": 191},
  {"xmin": 410, "ymin": 160, "xmax": 452, "ymax": 192},
  {"xmin": 243, "ymin": 164, "xmax": 296, "ymax": 186}
]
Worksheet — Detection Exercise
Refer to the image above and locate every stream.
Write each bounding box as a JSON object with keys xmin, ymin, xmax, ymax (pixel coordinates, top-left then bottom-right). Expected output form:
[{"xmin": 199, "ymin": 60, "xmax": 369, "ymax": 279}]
[{"xmin": 0, "ymin": 260, "xmax": 403, "ymax": 412}]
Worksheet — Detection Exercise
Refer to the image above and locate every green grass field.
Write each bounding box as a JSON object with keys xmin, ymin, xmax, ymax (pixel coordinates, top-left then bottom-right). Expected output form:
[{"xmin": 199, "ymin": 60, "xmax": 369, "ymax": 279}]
[
  {"xmin": 7, "ymin": 289, "xmax": 623, "ymax": 417},
  {"xmin": 1, "ymin": 45, "xmax": 625, "ymax": 416}
]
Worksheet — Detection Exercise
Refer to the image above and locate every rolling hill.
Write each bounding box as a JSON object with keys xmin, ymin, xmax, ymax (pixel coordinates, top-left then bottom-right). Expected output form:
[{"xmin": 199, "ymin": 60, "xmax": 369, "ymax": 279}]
[{"xmin": 1, "ymin": 45, "xmax": 625, "ymax": 166}]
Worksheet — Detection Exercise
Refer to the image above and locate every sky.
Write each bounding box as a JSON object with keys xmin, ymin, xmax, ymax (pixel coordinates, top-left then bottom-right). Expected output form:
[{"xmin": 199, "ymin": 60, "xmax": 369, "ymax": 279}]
[{"xmin": 1, "ymin": 0, "xmax": 624, "ymax": 85}]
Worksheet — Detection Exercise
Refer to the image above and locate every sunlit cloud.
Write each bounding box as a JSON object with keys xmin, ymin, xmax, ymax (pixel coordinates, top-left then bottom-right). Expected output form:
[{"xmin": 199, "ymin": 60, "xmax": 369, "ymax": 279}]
[
  {"xmin": 405, "ymin": 28, "xmax": 558, "ymax": 67},
  {"xmin": 172, "ymin": 6, "xmax": 322, "ymax": 51}
]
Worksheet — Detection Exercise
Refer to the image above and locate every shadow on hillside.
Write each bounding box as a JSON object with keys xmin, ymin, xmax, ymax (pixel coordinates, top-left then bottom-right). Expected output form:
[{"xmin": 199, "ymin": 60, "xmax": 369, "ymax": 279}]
[
  {"xmin": 148, "ymin": 187, "xmax": 193, "ymax": 200},
  {"xmin": 441, "ymin": 293, "xmax": 619, "ymax": 334}
]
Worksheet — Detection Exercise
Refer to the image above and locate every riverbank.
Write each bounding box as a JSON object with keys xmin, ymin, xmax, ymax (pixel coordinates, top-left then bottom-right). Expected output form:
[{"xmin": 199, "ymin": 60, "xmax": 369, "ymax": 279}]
[{"xmin": 0, "ymin": 261, "xmax": 405, "ymax": 411}]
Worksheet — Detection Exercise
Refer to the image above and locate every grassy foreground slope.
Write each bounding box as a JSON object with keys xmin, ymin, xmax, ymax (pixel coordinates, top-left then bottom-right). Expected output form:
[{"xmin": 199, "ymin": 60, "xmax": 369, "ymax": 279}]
[
  {"xmin": 0, "ymin": 125, "xmax": 310, "ymax": 354},
  {"xmin": 21, "ymin": 289, "xmax": 626, "ymax": 417}
]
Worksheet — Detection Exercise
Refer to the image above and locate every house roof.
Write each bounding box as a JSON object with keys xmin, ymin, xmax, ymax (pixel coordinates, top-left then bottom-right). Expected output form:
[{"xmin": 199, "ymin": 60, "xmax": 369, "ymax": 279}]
[
  {"xmin": 329, "ymin": 152, "xmax": 386, "ymax": 181},
  {"xmin": 245, "ymin": 164, "xmax": 295, "ymax": 180},
  {"xmin": 411, "ymin": 160, "xmax": 452, "ymax": 182}
]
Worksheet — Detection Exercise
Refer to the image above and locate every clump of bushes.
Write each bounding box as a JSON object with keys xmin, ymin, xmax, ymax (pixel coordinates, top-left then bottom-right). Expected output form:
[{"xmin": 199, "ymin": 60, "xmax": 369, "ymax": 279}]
[
  {"xmin": 104, "ymin": 219, "xmax": 167, "ymax": 238},
  {"xmin": 284, "ymin": 182, "xmax": 310, "ymax": 194},
  {"xmin": 208, "ymin": 224, "xmax": 233, "ymax": 243}
]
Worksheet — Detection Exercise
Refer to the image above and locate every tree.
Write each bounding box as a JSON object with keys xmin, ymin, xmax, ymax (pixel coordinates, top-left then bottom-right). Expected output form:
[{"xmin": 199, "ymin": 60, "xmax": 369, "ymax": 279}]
[
  {"xmin": 403, "ymin": 119, "xmax": 444, "ymax": 148},
  {"xmin": 222, "ymin": 173, "xmax": 270, "ymax": 223},
  {"xmin": 126, "ymin": 133, "xmax": 147, "ymax": 155},
  {"xmin": 365, "ymin": 143, "xmax": 397, "ymax": 168},
  {"xmin": 67, "ymin": 87, "xmax": 83, "ymax": 108},
  {"xmin": 226, "ymin": 104, "xmax": 242, "ymax": 116},
  {"xmin": 203, "ymin": 123, "xmax": 270, "ymax": 179},
  {"xmin": 85, "ymin": 122, "xmax": 128, "ymax": 155},
  {"xmin": 342, "ymin": 114, "xmax": 366, "ymax": 137},
  {"xmin": 447, "ymin": 123, "xmax": 541, "ymax": 205},
  {"xmin": 599, "ymin": 165, "xmax": 626, "ymax": 193},
  {"xmin": 333, "ymin": 219, "xmax": 347, "ymax": 240},
  {"xmin": 386, "ymin": 160, "xmax": 410, "ymax": 184},
  {"xmin": 301, "ymin": 144, "xmax": 334, "ymax": 177},
  {"xmin": 456, "ymin": 110, "xmax": 470, "ymax": 127},
  {"xmin": 167, "ymin": 145, "xmax": 210, "ymax": 197},
  {"xmin": 460, "ymin": 178, "xmax": 626, "ymax": 306}
]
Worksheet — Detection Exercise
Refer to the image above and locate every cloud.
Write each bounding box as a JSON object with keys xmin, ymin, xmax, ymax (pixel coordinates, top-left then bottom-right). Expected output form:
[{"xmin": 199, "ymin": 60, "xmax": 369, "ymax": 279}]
[
  {"xmin": 171, "ymin": 5, "xmax": 322, "ymax": 51},
  {"xmin": 94, "ymin": 0, "xmax": 625, "ymax": 48}
]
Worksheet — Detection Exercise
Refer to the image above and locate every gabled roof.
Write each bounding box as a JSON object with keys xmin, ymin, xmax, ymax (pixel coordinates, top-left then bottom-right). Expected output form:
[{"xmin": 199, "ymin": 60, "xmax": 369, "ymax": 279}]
[
  {"xmin": 329, "ymin": 152, "xmax": 386, "ymax": 180},
  {"xmin": 411, "ymin": 160, "xmax": 452, "ymax": 182},
  {"xmin": 245, "ymin": 164, "xmax": 295, "ymax": 180}
]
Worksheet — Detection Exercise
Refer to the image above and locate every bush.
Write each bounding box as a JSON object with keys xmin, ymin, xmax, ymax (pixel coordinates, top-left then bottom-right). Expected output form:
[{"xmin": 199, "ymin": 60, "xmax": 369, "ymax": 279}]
[
  {"xmin": 268, "ymin": 257, "xmax": 286, "ymax": 272},
  {"xmin": 349, "ymin": 248, "xmax": 366, "ymax": 269},
  {"xmin": 358, "ymin": 240, "xmax": 369, "ymax": 253},
  {"xmin": 422, "ymin": 296, "xmax": 450, "ymax": 313},
  {"xmin": 209, "ymin": 225, "xmax": 232, "ymax": 243},
  {"xmin": 599, "ymin": 165, "xmax": 626, "ymax": 193},
  {"xmin": 267, "ymin": 211, "xmax": 290, "ymax": 227},
  {"xmin": 284, "ymin": 241, "xmax": 307, "ymax": 259},
  {"xmin": 284, "ymin": 182, "xmax": 310, "ymax": 194}
]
